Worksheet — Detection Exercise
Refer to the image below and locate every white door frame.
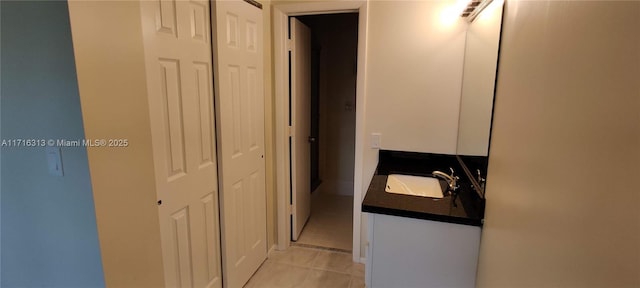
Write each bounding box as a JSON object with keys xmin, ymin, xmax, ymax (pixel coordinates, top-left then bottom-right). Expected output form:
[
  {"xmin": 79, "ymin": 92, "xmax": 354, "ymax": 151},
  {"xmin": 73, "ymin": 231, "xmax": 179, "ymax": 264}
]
[{"xmin": 273, "ymin": 0, "xmax": 368, "ymax": 263}]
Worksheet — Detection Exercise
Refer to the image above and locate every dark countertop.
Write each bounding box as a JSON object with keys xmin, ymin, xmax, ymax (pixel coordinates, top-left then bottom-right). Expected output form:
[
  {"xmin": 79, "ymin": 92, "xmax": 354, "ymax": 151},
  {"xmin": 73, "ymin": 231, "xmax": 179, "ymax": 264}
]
[{"xmin": 362, "ymin": 150, "xmax": 484, "ymax": 227}]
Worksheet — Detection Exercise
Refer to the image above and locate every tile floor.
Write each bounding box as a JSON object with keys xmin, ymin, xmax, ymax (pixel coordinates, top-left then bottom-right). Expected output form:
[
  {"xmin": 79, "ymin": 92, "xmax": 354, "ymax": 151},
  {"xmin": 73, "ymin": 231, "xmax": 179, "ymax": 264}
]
[
  {"xmin": 296, "ymin": 187, "xmax": 353, "ymax": 252},
  {"xmin": 244, "ymin": 246, "xmax": 365, "ymax": 288}
]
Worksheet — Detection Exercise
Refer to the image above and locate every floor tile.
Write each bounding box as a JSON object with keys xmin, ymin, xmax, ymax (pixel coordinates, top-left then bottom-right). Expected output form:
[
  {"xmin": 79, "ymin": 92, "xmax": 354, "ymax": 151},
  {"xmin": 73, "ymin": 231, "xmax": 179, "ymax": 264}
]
[
  {"xmin": 352, "ymin": 263, "xmax": 365, "ymax": 278},
  {"xmin": 246, "ymin": 246, "xmax": 365, "ymax": 288},
  {"xmin": 311, "ymin": 250, "xmax": 354, "ymax": 274},
  {"xmin": 300, "ymin": 269, "xmax": 351, "ymax": 288},
  {"xmin": 296, "ymin": 188, "xmax": 353, "ymax": 251},
  {"xmin": 244, "ymin": 261, "xmax": 309, "ymax": 288},
  {"xmin": 267, "ymin": 246, "xmax": 319, "ymax": 267},
  {"xmin": 349, "ymin": 276, "xmax": 365, "ymax": 288}
]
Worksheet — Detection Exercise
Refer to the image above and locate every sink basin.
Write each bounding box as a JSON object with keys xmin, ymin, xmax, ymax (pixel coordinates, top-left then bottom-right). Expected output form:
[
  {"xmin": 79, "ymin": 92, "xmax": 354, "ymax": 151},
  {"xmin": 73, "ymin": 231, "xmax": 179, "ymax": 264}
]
[{"xmin": 385, "ymin": 174, "xmax": 444, "ymax": 198}]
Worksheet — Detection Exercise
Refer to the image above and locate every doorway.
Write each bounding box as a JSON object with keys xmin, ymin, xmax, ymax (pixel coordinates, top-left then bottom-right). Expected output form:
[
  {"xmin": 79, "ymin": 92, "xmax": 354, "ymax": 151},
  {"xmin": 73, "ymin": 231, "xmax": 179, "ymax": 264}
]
[
  {"xmin": 274, "ymin": 1, "xmax": 368, "ymax": 262},
  {"xmin": 291, "ymin": 13, "xmax": 359, "ymax": 252}
]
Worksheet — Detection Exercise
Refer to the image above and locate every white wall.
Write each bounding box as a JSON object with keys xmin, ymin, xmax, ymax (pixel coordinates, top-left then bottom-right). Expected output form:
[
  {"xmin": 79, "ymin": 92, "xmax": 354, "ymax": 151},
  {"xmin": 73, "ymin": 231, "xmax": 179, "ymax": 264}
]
[
  {"xmin": 456, "ymin": 0, "xmax": 502, "ymax": 156},
  {"xmin": 359, "ymin": 0, "xmax": 467, "ymax": 257},
  {"xmin": 365, "ymin": 0, "xmax": 466, "ymax": 155},
  {"xmin": 0, "ymin": 1, "xmax": 104, "ymax": 286},
  {"xmin": 322, "ymin": 14, "xmax": 358, "ymax": 196},
  {"xmin": 477, "ymin": 1, "xmax": 640, "ymax": 286}
]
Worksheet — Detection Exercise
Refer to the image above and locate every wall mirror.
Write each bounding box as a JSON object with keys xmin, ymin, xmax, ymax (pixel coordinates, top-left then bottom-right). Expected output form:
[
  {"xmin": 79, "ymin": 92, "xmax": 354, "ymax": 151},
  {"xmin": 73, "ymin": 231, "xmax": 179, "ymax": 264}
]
[{"xmin": 455, "ymin": 0, "xmax": 504, "ymax": 194}]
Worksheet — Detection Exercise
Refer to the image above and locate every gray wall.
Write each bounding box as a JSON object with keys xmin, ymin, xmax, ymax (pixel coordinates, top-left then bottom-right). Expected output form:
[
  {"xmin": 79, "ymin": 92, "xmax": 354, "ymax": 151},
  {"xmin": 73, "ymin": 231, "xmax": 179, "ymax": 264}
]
[
  {"xmin": 318, "ymin": 14, "xmax": 358, "ymax": 196},
  {"xmin": 301, "ymin": 13, "xmax": 358, "ymax": 196},
  {"xmin": 1, "ymin": 1, "xmax": 105, "ymax": 287}
]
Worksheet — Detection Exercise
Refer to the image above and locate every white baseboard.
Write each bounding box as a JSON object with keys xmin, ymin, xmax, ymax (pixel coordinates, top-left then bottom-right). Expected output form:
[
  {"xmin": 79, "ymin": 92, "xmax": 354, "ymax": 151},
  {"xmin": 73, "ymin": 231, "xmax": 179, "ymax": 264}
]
[
  {"xmin": 320, "ymin": 180, "xmax": 355, "ymax": 196},
  {"xmin": 359, "ymin": 257, "xmax": 366, "ymax": 264},
  {"xmin": 336, "ymin": 180, "xmax": 355, "ymax": 196},
  {"xmin": 267, "ymin": 244, "xmax": 277, "ymax": 256}
]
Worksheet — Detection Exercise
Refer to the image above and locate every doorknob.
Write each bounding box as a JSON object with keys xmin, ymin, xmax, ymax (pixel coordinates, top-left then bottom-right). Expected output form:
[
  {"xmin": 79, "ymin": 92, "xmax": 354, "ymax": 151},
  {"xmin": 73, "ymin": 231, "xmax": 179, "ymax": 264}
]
[{"xmin": 308, "ymin": 137, "xmax": 316, "ymax": 143}]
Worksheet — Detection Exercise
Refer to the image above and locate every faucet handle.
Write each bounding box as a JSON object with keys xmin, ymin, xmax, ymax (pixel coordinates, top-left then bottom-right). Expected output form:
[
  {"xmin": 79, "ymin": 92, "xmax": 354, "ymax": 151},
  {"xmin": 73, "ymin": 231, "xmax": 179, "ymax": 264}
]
[
  {"xmin": 449, "ymin": 167, "xmax": 459, "ymax": 180},
  {"xmin": 476, "ymin": 169, "xmax": 486, "ymax": 183},
  {"xmin": 448, "ymin": 168, "xmax": 459, "ymax": 193}
]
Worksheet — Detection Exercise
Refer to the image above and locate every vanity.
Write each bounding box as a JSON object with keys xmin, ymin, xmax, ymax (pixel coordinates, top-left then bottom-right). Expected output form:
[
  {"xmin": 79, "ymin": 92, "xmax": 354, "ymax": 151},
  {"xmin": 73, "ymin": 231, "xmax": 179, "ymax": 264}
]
[
  {"xmin": 363, "ymin": 151, "xmax": 485, "ymax": 288},
  {"xmin": 361, "ymin": 0, "xmax": 503, "ymax": 286}
]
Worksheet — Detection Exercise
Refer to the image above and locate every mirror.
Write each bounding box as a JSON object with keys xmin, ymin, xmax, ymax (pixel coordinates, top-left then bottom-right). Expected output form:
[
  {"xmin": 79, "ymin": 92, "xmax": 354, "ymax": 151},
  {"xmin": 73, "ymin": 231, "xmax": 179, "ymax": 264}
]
[
  {"xmin": 456, "ymin": 0, "xmax": 504, "ymax": 157},
  {"xmin": 455, "ymin": 0, "xmax": 504, "ymax": 196}
]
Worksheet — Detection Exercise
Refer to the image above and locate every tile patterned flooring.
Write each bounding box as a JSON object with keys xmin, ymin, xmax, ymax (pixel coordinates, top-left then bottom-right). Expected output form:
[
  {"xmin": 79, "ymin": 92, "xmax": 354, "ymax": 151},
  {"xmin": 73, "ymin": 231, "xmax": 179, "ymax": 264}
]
[
  {"xmin": 295, "ymin": 189, "xmax": 353, "ymax": 252},
  {"xmin": 244, "ymin": 246, "xmax": 365, "ymax": 288}
]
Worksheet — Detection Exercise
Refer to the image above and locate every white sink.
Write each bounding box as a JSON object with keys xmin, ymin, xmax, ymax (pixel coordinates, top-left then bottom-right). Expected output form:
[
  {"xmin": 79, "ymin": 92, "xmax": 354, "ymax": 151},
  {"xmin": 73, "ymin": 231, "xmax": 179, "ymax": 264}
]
[{"xmin": 385, "ymin": 174, "xmax": 444, "ymax": 198}]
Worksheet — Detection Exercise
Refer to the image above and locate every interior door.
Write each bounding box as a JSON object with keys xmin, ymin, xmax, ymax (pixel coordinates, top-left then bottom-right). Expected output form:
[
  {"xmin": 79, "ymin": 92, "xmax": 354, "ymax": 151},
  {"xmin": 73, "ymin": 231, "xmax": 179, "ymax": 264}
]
[
  {"xmin": 140, "ymin": 0, "xmax": 222, "ymax": 287},
  {"xmin": 290, "ymin": 17, "xmax": 312, "ymax": 241},
  {"xmin": 211, "ymin": 1, "xmax": 267, "ymax": 287}
]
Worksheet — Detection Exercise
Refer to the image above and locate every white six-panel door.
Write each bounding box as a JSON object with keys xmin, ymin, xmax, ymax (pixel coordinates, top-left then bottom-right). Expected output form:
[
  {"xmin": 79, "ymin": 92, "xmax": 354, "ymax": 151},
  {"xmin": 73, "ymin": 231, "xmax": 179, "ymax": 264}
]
[
  {"xmin": 211, "ymin": 1, "xmax": 267, "ymax": 287},
  {"xmin": 140, "ymin": 0, "xmax": 222, "ymax": 287},
  {"xmin": 290, "ymin": 18, "xmax": 312, "ymax": 241}
]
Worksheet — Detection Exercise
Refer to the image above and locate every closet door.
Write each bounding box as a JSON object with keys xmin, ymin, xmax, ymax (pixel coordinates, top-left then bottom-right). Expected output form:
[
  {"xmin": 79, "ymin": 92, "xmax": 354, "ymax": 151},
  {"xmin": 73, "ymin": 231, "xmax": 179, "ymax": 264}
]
[
  {"xmin": 211, "ymin": 0, "xmax": 267, "ymax": 287},
  {"xmin": 140, "ymin": 1, "xmax": 222, "ymax": 287}
]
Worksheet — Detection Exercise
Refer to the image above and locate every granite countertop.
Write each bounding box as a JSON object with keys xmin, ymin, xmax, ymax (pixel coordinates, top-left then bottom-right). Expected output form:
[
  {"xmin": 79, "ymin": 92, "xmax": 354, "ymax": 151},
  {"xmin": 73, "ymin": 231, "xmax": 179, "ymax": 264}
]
[{"xmin": 361, "ymin": 150, "xmax": 484, "ymax": 227}]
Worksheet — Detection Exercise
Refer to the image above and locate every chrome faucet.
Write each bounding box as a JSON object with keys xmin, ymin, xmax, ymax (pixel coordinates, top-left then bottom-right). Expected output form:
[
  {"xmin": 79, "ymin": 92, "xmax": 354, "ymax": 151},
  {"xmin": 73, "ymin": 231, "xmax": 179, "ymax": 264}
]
[
  {"xmin": 432, "ymin": 167, "xmax": 460, "ymax": 192},
  {"xmin": 476, "ymin": 169, "xmax": 486, "ymax": 190}
]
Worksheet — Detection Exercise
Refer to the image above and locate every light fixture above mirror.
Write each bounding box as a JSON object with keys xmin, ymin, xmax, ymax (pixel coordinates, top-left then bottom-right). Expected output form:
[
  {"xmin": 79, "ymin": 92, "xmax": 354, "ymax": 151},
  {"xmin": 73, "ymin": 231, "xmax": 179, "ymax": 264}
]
[{"xmin": 461, "ymin": 0, "xmax": 494, "ymax": 22}]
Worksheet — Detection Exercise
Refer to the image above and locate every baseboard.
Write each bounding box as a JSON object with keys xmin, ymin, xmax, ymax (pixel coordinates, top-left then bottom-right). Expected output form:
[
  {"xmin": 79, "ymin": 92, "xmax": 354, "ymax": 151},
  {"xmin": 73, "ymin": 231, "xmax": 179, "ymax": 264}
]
[
  {"xmin": 336, "ymin": 180, "xmax": 354, "ymax": 196},
  {"xmin": 319, "ymin": 180, "xmax": 354, "ymax": 196},
  {"xmin": 267, "ymin": 244, "xmax": 277, "ymax": 256},
  {"xmin": 359, "ymin": 257, "xmax": 366, "ymax": 264}
]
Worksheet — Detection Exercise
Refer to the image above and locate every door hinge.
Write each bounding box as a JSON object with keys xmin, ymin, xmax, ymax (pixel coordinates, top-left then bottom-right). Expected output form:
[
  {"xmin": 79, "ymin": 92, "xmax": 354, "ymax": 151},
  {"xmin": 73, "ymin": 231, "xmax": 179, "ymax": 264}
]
[
  {"xmin": 286, "ymin": 39, "xmax": 292, "ymax": 52},
  {"xmin": 287, "ymin": 126, "xmax": 293, "ymax": 137},
  {"xmin": 288, "ymin": 204, "xmax": 293, "ymax": 215}
]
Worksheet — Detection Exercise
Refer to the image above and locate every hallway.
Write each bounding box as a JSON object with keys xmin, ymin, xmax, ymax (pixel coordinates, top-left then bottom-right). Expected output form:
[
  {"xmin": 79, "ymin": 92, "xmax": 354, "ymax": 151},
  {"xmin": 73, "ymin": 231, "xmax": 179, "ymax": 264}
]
[
  {"xmin": 244, "ymin": 246, "xmax": 364, "ymax": 288},
  {"xmin": 296, "ymin": 186, "xmax": 353, "ymax": 252}
]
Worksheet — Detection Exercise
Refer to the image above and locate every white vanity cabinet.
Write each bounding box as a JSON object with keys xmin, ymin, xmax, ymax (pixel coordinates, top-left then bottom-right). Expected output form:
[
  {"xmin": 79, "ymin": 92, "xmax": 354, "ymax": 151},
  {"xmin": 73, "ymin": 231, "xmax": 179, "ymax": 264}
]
[{"xmin": 365, "ymin": 213, "xmax": 481, "ymax": 288}]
